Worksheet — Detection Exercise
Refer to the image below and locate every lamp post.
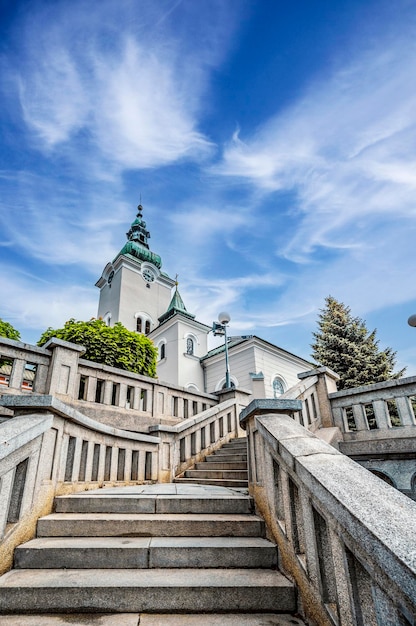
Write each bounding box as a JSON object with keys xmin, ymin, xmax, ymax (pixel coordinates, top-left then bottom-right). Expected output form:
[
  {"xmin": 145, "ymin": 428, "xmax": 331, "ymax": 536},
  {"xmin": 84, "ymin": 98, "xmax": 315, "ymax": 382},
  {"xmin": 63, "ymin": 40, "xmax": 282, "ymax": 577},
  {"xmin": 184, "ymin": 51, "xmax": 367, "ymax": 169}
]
[{"xmin": 212, "ymin": 312, "xmax": 231, "ymax": 388}]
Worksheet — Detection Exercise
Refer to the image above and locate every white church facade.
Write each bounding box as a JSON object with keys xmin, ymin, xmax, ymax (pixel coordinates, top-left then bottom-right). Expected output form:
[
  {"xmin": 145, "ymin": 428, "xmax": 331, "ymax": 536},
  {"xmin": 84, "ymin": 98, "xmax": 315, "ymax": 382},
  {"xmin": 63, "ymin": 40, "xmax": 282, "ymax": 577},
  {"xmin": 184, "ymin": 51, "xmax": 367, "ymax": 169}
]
[{"xmin": 95, "ymin": 204, "xmax": 312, "ymax": 397}]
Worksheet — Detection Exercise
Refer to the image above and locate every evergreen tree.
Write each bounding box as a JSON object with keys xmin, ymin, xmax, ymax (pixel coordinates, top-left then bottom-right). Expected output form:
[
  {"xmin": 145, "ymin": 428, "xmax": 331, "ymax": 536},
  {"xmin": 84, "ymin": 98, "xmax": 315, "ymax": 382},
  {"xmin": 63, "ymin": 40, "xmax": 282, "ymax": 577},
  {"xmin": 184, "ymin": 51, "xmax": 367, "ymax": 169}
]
[
  {"xmin": 311, "ymin": 296, "xmax": 405, "ymax": 390},
  {"xmin": 0, "ymin": 319, "xmax": 21, "ymax": 341},
  {"xmin": 38, "ymin": 319, "xmax": 157, "ymax": 378}
]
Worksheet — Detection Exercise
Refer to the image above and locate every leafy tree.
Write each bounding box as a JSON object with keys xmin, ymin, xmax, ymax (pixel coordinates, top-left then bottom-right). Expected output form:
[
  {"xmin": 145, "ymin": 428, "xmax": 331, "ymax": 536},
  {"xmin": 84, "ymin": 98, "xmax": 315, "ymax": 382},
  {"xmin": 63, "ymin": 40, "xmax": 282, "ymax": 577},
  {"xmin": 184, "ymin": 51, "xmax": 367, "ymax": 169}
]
[
  {"xmin": 38, "ymin": 319, "xmax": 157, "ymax": 378},
  {"xmin": 311, "ymin": 296, "xmax": 405, "ymax": 390},
  {"xmin": 0, "ymin": 319, "xmax": 21, "ymax": 341}
]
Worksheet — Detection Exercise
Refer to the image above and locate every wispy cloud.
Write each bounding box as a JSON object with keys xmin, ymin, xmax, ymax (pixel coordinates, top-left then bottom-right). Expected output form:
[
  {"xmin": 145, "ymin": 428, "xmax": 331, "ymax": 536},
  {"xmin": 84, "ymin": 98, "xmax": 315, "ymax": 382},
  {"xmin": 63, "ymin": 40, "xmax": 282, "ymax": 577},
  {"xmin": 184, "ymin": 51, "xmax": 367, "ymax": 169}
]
[
  {"xmin": 217, "ymin": 22, "xmax": 416, "ymax": 243},
  {"xmin": 6, "ymin": 0, "xmax": 238, "ymax": 170}
]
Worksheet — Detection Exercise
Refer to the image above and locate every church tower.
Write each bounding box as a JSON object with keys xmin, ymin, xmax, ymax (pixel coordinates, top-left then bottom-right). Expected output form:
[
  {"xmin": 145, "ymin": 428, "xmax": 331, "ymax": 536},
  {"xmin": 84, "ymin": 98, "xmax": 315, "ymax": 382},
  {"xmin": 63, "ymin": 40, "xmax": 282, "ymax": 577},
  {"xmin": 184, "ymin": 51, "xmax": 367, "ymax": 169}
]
[{"xmin": 95, "ymin": 204, "xmax": 176, "ymax": 334}]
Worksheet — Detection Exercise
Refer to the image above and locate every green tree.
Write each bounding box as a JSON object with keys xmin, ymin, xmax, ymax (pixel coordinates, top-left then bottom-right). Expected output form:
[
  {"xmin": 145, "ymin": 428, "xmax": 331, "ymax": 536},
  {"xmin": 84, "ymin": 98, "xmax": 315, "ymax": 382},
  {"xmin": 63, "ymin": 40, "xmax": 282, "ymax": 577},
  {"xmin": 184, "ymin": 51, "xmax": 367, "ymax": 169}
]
[
  {"xmin": 311, "ymin": 296, "xmax": 405, "ymax": 390},
  {"xmin": 38, "ymin": 319, "xmax": 157, "ymax": 378},
  {"xmin": 0, "ymin": 319, "xmax": 21, "ymax": 341}
]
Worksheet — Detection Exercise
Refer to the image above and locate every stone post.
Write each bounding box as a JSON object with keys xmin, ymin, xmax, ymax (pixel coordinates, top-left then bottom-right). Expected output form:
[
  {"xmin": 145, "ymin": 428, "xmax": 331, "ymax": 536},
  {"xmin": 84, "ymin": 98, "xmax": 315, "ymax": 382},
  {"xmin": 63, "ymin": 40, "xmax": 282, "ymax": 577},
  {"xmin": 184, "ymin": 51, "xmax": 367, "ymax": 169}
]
[
  {"xmin": 43, "ymin": 338, "xmax": 86, "ymax": 400},
  {"xmin": 298, "ymin": 366, "xmax": 340, "ymax": 428}
]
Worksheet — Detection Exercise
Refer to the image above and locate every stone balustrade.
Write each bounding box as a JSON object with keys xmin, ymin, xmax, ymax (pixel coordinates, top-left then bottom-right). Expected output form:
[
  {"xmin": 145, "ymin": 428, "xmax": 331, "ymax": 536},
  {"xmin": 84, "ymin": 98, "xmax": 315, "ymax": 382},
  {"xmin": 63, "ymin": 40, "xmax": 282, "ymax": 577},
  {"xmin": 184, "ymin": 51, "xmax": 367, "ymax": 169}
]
[
  {"xmin": 0, "ymin": 394, "xmax": 161, "ymax": 575},
  {"xmin": 329, "ymin": 376, "xmax": 416, "ymax": 496},
  {"xmin": 0, "ymin": 336, "xmax": 218, "ymax": 431},
  {"xmin": 149, "ymin": 389, "xmax": 249, "ymax": 481},
  {"xmin": 241, "ymin": 400, "xmax": 416, "ymax": 626}
]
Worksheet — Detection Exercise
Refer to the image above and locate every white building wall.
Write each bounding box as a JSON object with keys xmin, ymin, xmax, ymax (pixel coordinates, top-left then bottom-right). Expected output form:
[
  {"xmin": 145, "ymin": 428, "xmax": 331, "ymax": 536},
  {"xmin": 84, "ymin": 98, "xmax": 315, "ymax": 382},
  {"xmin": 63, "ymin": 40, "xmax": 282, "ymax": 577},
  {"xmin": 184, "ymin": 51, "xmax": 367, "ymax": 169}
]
[
  {"xmin": 253, "ymin": 345, "xmax": 310, "ymax": 397},
  {"xmin": 204, "ymin": 346, "xmax": 256, "ymax": 393},
  {"xmin": 203, "ymin": 338, "xmax": 312, "ymax": 397},
  {"xmin": 151, "ymin": 316, "xmax": 208, "ymax": 392}
]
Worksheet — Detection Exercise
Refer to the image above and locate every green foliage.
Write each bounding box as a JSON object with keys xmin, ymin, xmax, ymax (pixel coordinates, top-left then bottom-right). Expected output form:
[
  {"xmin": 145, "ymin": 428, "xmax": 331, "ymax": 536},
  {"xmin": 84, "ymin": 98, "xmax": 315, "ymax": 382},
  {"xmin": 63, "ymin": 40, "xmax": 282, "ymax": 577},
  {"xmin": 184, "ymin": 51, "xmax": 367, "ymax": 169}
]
[
  {"xmin": 0, "ymin": 318, "xmax": 21, "ymax": 341},
  {"xmin": 311, "ymin": 296, "xmax": 405, "ymax": 390},
  {"xmin": 38, "ymin": 319, "xmax": 157, "ymax": 378}
]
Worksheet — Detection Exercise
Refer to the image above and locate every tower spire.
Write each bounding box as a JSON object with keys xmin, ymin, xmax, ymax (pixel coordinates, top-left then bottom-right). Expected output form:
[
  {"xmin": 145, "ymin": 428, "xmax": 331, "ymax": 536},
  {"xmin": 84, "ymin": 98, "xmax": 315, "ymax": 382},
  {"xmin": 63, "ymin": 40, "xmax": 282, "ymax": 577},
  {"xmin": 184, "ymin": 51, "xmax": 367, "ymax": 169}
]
[{"xmin": 126, "ymin": 202, "xmax": 150, "ymax": 249}]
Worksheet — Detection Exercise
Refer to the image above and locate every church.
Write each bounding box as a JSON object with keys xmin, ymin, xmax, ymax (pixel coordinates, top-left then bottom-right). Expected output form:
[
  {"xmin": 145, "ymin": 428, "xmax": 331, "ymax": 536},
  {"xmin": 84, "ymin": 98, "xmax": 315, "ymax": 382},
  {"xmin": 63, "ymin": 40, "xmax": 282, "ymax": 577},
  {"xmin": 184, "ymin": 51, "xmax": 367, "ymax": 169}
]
[{"xmin": 95, "ymin": 204, "xmax": 312, "ymax": 397}]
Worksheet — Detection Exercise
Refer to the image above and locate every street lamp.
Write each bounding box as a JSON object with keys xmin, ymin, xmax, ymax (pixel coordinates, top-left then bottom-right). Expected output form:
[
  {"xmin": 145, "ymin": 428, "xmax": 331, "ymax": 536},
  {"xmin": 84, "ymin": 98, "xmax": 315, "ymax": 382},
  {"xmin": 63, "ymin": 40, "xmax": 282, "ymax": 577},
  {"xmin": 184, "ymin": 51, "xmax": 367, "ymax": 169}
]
[
  {"xmin": 408, "ymin": 315, "xmax": 416, "ymax": 327},
  {"xmin": 212, "ymin": 311, "xmax": 231, "ymax": 388}
]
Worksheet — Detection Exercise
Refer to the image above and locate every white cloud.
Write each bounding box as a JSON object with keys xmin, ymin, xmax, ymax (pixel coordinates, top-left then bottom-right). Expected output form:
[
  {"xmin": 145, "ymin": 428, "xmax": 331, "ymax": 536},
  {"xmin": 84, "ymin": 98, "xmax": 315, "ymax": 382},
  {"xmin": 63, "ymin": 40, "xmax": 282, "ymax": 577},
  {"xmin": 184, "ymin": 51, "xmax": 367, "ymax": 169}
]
[
  {"xmin": 217, "ymin": 25, "xmax": 416, "ymax": 212},
  {"xmin": 214, "ymin": 14, "xmax": 416, "ymax": 320},
  {"xmin": 8, "ymin": 1, "xmax": 238, "ymax": 171},
  {"xmin": 0, "ymin": 270, "xmax": 97, "ymax": 342}
]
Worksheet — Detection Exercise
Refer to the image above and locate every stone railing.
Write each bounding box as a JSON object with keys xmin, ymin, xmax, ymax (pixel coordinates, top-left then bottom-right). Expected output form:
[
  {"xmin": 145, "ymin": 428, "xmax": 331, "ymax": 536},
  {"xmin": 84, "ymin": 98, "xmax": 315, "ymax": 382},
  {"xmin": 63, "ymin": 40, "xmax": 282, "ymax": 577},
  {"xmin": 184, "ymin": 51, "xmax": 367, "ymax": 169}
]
[
  {"xmin": 0, "ymin": 336, "xmax": 218, "ymax": 431},
  {"xmin": 150, "ymin": 389, "xmax": 250, "ymax": 482},
  {"xmin": 0, "ymin": 390, "xmax": 245, "ymax": 575},
  {"xmin": 0, "ymin": 394, "xmax": 161, "ymax": 575},
  {"xmin": 329, "ymin": 376, "xmax": 416, "ymax": 497},
  {"xmin": 329, "ymin": 375, "xmax": 416, "ymax": 444},
  {"xmin": 241, "ymin": 400, "xmax": 416, "ymax": 626}
]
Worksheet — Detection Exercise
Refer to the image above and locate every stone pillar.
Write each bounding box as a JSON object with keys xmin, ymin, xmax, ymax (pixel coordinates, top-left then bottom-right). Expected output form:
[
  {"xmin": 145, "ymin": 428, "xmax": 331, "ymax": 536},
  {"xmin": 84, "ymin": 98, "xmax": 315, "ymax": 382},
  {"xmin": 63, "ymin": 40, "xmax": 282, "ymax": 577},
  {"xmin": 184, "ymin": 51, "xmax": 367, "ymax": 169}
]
[
  {"xmin": 43, "ymin": 338, "xmax": 86, "ymax": 400},
  {"xmin": 298, "ymin": 366, "xmax": 340, "ymax": 428}
]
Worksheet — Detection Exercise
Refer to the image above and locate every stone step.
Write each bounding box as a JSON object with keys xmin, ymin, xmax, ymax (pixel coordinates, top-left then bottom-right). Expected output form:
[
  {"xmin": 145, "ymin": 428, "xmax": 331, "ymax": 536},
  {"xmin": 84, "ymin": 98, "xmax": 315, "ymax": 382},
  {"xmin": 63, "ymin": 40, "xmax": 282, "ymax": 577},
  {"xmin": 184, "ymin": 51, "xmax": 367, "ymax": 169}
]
[
  {"xmin": 37, "ymin": 513, "xmax": 264, "ymax": 537},
  {"xmin": 184, "ymin": 469, "xmax": 248, "ymax": 480},
  {"xmin": 15, "ymin": 536, "xmax": 277, "ymax": 569},
  {"xmin": 174, "ymin": 478, "xmax": 248, "ymax": 488},
  {"xmin": 54, "ymin": 494, "xmax": 252, "ymax": 515},
  {"xmin": 0, "ymin": 568, "xmax": 296, "ymax": 614},
  {"xmin": 194, "ymin": 461, "xmax": 247, "ymax": 471},
  {"xmin": 214, "ymin": 443, "xmax": 247, "ymax": 454},
  {"xmin": 221, "ymin": 442, "xmax": 247, "ymax": 449},
  {"xmin": 0, "ymin": 613, "xmax": 306, "ymax": 626},
  {"xmin": 207, "ymin": 453, "xmax": 247, "ymax": 462}
]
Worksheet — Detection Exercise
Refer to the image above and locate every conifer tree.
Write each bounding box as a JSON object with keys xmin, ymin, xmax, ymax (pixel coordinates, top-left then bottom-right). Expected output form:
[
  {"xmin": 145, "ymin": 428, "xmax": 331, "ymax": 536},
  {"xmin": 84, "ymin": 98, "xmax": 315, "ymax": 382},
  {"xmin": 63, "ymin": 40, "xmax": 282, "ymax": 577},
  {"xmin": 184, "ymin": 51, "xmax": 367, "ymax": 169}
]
[{"xmin": 311, "ymin": 296, "xmax": 405, "ymax": 390}]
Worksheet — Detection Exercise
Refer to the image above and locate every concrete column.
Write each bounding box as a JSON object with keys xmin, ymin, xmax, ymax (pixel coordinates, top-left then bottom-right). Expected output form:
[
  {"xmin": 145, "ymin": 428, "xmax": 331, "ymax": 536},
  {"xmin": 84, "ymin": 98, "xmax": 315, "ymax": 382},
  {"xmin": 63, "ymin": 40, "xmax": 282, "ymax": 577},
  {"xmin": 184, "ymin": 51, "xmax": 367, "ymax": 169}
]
[
  {"xmin": 119, "ymin": 383, "xmax": 128, "ymax": 409},
  {"xmin": 85, "ymin": 441, "xmax": 95, "ymax": 482},
  {"xmin": 395, "ymin": 397, "xmax": 415, "ymax": 426},
  {"xmin": 8, "ymin": 359, "xmax": 25, "ymax": 391},
  {"xmin": 352, "ymin": 404, "xmax": 368, "ymax": 431},
  {"xmin": 103, "ymin": 380, "xmax": 113, "ymax": 406},
  {"xmin": 124, "ymin": 448, "xmax": 132, "ymax": 482},
  {"xmin": 373, "ymin": 400, "xmax": 390, "ymax": 429}
]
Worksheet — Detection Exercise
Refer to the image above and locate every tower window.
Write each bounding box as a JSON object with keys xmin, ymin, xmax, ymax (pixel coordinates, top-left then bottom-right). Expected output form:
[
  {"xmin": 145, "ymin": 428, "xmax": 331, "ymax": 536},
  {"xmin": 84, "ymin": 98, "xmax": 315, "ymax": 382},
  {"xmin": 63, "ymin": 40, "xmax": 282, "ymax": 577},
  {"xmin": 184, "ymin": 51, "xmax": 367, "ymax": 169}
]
[
  {"xmin": 145, "ymin": 320, "xmax": 151, "ymax": 335},
  {"xmin": 186, "ymin": 338, "xmax": 194, "ymax": 355},
  {"xmin": 136, "ymin": 318, "xmax": 142, "ymax": 333}
]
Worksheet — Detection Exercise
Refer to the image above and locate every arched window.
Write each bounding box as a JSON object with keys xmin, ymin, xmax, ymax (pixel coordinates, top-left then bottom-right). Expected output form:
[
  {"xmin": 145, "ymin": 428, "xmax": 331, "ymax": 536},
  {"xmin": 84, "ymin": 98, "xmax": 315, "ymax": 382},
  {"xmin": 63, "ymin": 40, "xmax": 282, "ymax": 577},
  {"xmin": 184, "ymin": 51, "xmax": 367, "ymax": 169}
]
[
  {"xmin": 186, "ymin": 337, "xmax": 194, "ymax": 355},
  {"xmin": 222, "ymin": 380, "xmax": 236, "ymax": 389},
  {"xmin": 160, "ymin": 343, "xmax": 166, "ymax": 360},
  {"xmin": 273, "ymin": 377, "xmax": 285, "ymax": 398},
  {"xmin": 145, "ymin": 320, "xmax": 151, "ymax": 335},
  {"xmin": 136, "ymin": 318, "xmax": 142, "ymax": 333}
]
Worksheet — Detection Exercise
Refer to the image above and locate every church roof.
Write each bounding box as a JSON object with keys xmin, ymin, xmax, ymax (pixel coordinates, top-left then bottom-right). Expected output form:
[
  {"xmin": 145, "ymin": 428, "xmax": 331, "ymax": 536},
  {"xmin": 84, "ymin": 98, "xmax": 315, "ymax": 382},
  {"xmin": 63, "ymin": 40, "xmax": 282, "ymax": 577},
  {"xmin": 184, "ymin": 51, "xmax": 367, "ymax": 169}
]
[
  {"xmin": 157, "ymin": 284, "xmax": 196, "ymax": 324},
  {"xmin": 116, "ymin": 204, "xmax": 162, "ymax": 268},
  {"xmin": 201, "ymin": 335, "xmax": 314, "ymax": 366}
]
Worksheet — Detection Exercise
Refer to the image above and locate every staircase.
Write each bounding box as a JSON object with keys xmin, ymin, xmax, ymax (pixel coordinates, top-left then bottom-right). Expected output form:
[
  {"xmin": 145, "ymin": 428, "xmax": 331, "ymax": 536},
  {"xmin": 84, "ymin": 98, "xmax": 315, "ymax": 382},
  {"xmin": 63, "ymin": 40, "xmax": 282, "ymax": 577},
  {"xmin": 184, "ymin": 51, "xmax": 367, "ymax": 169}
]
[
  {"xmin": 0, "ymin": 482, "xmax": 305, "ymax": 624},
  {"xmin": 175, "ymin": 436, "xmax": 249, "ymax": 487}
]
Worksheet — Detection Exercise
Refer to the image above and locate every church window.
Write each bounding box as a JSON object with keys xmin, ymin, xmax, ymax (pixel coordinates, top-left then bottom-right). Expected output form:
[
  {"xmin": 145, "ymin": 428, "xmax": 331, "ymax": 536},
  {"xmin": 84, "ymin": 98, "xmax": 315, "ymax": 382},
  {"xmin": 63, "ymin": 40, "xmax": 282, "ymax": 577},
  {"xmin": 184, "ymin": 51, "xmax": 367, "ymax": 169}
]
[
  {"xmin": 273, "ymin": 377, "xmax": 285, "ymax": 398},
  {"xmin": 160, "ymin": 343, "xmax": 166, "ymax": 360},
  {"xmin": 186, "ymin": 338, "xmax": 194, "ymax": 355},
  {"xmin": 136, "ymin": 318, "xmax": 142, "ymax": 333},
  {"xmin": 145, "ymin": 320, "xmax": 151, "ymax": 335}
]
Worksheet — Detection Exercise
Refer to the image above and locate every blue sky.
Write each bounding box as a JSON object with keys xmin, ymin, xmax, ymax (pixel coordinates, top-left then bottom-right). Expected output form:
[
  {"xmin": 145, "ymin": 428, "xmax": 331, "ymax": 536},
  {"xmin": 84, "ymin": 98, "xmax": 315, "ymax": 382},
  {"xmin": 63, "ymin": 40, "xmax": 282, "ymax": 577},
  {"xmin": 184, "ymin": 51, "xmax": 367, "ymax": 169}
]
[{"xmin": 1, "ymin": 0, "xmax": 416, "ymax": 373}]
